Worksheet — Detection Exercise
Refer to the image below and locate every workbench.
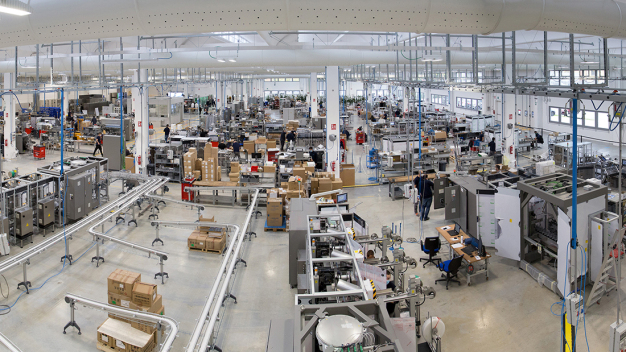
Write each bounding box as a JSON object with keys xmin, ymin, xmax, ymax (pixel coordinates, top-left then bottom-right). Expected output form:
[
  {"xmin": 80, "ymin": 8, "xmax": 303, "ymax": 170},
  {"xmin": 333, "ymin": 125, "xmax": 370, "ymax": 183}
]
[{"xmin": 436, "ymin": 225, "xmax": 491, "ymax": 285}]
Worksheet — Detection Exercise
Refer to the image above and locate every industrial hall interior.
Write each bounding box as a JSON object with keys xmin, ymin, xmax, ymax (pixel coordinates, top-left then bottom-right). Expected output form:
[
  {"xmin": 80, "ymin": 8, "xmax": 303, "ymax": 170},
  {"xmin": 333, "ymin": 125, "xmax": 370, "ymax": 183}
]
[{"xmin": 4, "ymin": 0, "xmax": 626, "ymax": 351}]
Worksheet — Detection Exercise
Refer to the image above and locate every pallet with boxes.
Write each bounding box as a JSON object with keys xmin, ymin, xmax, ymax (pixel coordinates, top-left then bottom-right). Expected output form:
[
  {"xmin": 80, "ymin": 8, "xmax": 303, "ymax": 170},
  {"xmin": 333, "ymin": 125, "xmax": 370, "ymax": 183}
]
[
  {"xmin": 182, "ymin": 146, "xmax": 222, "ymax": 182},
  {"xmin": 101, "ymin": 269, "xmax": 166, "ymax": 352},
  {"xmin": 266, "ymin": 197, "xmax": 286, "ymax": 231},
  {"xmin": 187, "ymin": 216, "xmax": 226, "ymax": 253}
]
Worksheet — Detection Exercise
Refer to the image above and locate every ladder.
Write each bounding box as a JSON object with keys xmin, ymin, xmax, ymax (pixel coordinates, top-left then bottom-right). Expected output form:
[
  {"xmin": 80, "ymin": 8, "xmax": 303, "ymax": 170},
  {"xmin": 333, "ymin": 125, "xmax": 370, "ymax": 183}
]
[{"xmin": 586, "ymin": 228, "xmax": 625, "ymax": 309}]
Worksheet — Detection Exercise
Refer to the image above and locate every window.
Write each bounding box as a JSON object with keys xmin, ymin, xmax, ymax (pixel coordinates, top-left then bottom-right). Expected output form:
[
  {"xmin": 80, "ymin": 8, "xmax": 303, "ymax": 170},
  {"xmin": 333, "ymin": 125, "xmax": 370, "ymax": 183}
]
[
  {"xmin": 550, "ymin": 107, "xmax": 559, "ymax": 122},
  {"xmin": 598, "ymin": 112, "xmax": 610, "ymax": 129},
  {"xmin": 584, "ymin": 111, "xmax": 596, "ymax": 128},
  {"xmin": 318, "ymin": 90, "xmax": 325, "ymax": 97},
  {"xmin": 356, "ymin": 90, "xmax": 364, "ymax": 97},
  {"xmin": 278, "ymin": 78, "xmax": 285, "ymax": 82},
  {"xmin": 550, "ymin": 106, "xmax": 609, "ymax": 130},
  {"xmin": 432, "ymin": 94, "xmax": 448, "ymax": 105},
  {"xmin": 293, "ymin": 78, "xmax": 300, "ymax": 82},
  {"xmin": 456, "ymin": 97, "xmax": 482, "ymax": 111}
]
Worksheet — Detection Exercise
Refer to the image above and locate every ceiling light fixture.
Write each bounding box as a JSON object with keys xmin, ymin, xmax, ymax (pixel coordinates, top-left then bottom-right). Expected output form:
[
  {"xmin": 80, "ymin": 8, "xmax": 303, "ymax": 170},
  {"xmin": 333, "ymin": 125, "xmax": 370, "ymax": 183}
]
[
  {"xmin": 228, "ymin": 59, "xmax": 237, "ymax": 63},
  {"xmin": 421, "ymin": 56, "xmax": 443, "ymax": 62},
  {"xmin": 0, "ymin": 0, "xmax": 32, "ymax": 16},
  {"xmin": 217, "ymin": 59, "xmax": 226, "ymax": 63}
]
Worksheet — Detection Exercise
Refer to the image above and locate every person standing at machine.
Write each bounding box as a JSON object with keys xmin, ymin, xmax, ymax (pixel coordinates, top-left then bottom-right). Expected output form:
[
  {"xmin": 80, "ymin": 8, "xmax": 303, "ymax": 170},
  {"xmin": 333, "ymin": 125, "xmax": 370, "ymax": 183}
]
[
  {"xmin": 488, "ymin": 138, "xmax": 496, "ymax": 156},
  {"xmin": 417, "ymin": 172, "xmax": 434, "ymax": 221},
  {"xmin": 163, "ymin": 124, "xmax": 171, "ymax": 142},
  {"xmin": 93, "ymin": 133, "xmax": 104, "ymax": 157},
  {"xmin": 280, "ymin": 128, "xmax": 287, "ymax": 151},
  {"xmin": 91, "ymin": 115, "xmax": 98, "ymax": 126},
  {"xmin": 286, "ymin": 129, "xmax": 296, "ymax": 149}
]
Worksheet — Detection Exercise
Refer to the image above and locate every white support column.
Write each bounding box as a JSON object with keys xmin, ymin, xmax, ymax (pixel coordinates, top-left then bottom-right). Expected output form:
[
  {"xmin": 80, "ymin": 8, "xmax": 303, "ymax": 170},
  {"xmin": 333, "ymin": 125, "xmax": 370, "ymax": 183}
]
[
  {"xmin": 242, "ymin": 80, "xmax": 248, "ymax": 110},
  {"xmin": 216, "ymin": 82, "xmax": 224, "ymax": 110},
  {"xmin": 326, "ymin": 66, "xmax": 340, "ymax": 178},
  {"xmin": 310, "ymin": 72, "xmax": 318, "ymax": 117},
  {"xmin": 403, "ymin": 87, "xmax": 409, "ymax": 116},
  {"xmin": 63, "ymin": 90, "xmax": 70, "ymax": 118},
  {"xmin": 132, "ymin": 69, "xmax": 149, "ymax": 174},
  {"xmin": 3, "ymin": 73, "xmax": 17, "ymax": 159}
]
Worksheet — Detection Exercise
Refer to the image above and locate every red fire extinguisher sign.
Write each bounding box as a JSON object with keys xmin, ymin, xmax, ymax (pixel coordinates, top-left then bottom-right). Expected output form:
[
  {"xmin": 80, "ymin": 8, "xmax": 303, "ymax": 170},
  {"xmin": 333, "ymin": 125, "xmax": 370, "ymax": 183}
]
[{"xmin": 331, "ymin": 124, "xmax": 337, "ymax": 130}]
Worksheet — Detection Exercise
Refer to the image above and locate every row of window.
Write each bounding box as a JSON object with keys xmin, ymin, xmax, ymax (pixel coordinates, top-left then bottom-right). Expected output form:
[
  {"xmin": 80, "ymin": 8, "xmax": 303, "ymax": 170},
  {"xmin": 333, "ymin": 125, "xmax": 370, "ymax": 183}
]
[
  {"xmin": 264, "ymin": 78, "xmax": 300, "ymax": 82},
  {"xmin": 432, "ymin": 94, "xmax": 448, "ymax": 105},
  {"xmin": 456, "ymin": 97, "xmax": 483, "ymax": 111},
  {"xmin": 549, "ymin": 69, "xmax": 606, "ymax": 86},
  {"xmin": 549, "ymin": 106, "xmax": 611, "ymax": 129},
  {"xmin": 264, "ymin": 90, "xmax": 303, "ymax": 98}
]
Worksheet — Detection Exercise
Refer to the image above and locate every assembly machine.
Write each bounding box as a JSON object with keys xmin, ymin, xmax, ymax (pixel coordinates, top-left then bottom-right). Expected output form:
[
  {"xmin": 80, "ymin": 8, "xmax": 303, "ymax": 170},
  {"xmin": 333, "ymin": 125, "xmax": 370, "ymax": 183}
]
[
  {"xmin": 37, "ymin": 156, "xmax": 109, "ymax": 223},
  {"xmin": 516, "ymin": 173, "xmax": 608, "ymax": 296}
]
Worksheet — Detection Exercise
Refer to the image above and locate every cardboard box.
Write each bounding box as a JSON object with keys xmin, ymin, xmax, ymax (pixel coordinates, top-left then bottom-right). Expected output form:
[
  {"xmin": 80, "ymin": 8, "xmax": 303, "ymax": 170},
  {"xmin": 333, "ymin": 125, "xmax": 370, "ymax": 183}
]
[
  {"xmin": 243, "ymin": 141, "xmax": 255, "ymax": 153},
  {"xmin": 125, "ymin": 156, "xmax": 135, "ymax": 173},
  {"xmin": 108, "ymin": 269, "xmax": 141, "ymax": 297},
  {"xmin": 340, "ymin": 164, "xmax": 355, "ymax": 186},
  {"xmin": 230, "ymin": 161, "xmax": 240, "ymax": 170},
  {"xmin": 108, "ymin": 292, "xmax": 132, "ymax": 308},
  {"xmin": 188, "ymin": 147, "xmax": 197, "ymax": 158},
  {"xmin": 285, "ymin": 190, "xmax": 306, "ymax": 199},
  {"xmin": 199, "ymin": 213, "xmax": 215, "ymax": 222},
  {"xmin": 267, "ymin": 198, "xmax": 284, "ymax": 215},
  {"xmin": 97, "ymin": 318, "xmax": 157, "ymax": 352},
  {"xmin": 192, "ymin": 170, "xmax": 201, "ymax": 180},
  {"xmin": 318, "ymin": 178, "xmax": 332, "ymax": 192},
  {"xmin": 264, "ymin": 165, "xmax": 276, "ymax": 174},
  {"xmin": 188, "ymin": 232, "xmax": 208, "ymax": 250},
  {"xmin": 293, "ymin": 167, "xmax": 307, "ymax": 182},
  {"xmin": 434, "ymin": 130, "xmax": 447, "ymax": 140},
  {"xmin": 267, "ymin": 214, "xmax": 283, "ymax": 227},
  {"xmin": 332, "ymin": 178, "xmax": 343, "ymax": 190},
  {"xmin": 128, "ymin": 294, "xmax": 162, "ymax": 313},
  {"xmin": 267, "ymin": 140, "xmax": 276, "ymax": 148},
  {"xmin": 132, "ymin": 282, "xmax": 158, "ymax": 308},
  {"xmin": 228, "ymin": 172, "xmax": 239, "ymax": 182},
  {"xmin": 206, "ymin": 235, "xmax": 226, "ymax": 252},
  {"xmin": 195, "ymin": 158, "xmax": 203, "ymax": 170}
]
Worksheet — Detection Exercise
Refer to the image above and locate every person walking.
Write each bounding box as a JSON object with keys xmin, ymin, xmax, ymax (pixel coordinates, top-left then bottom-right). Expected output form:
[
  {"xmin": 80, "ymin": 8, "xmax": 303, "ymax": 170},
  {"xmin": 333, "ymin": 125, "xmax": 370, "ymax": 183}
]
[
  {"xmin": 164, "ymin": 124, "xmax": 171, "ymax": 142},
  {"xmin": 417, "ymin": 173, "xmax": 434, "ymax": 221},
  {"xmin": 93, "ymin": 133, "xmax": 104, "ymax": 156},
  {"xmin": 280, "ymin": 128, "xmax": 286, "ymax": 151}
]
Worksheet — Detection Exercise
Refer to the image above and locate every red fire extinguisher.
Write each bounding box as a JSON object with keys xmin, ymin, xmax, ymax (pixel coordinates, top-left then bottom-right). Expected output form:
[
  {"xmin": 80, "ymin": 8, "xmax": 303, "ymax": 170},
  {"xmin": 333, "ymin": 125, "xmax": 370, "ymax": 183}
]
[
  {"xmin": 138, "ymin": 156, "xmax": 141, "ymax": 165},
  {"xmin": 331, "ymin": 161, "xmax": 336, "ymax": 172},
  {"xmin": 509, "ymin": 145, "xmax": 514, "ymax": 154}
]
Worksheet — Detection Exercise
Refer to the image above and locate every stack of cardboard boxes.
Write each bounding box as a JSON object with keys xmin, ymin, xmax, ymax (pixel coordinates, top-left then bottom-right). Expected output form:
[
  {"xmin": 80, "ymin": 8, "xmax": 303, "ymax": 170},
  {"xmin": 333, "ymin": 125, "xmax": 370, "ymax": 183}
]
[
  {"xmin": 340, "ymin": 164, "xmax": 355, "ymax": 187},
  {"xmin": 102, "ymin": 269, "xmax": 165, "ymax": 351},
  {"xmin": 287, "ymin": 120, "xmax": 299, "ymax": 131},
  {"xmin": 266, "ymin": 198, "xmax": 284, "ymax": 227},
  {"xmin": 187, "ymin": 227, "xmax": 227, "ymax": 253},
  {"xmin": 183, "ymin": 148, "xmax": 198, "ymax": 179},
  {"xmin": 310, "ymin": 172, "xmax": 343, "ymax": 199},
  {"xmin": 229, "ymin": 162, "xmax": 240, "ymax": 182}
]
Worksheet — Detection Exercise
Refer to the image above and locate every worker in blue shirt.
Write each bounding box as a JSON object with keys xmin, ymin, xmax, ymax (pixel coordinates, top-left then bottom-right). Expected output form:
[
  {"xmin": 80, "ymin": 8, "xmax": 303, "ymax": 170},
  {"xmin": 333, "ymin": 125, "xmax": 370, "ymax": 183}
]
[{"xmin": 415, "ymin": 173, "xmax": 434, "ymax": 221}]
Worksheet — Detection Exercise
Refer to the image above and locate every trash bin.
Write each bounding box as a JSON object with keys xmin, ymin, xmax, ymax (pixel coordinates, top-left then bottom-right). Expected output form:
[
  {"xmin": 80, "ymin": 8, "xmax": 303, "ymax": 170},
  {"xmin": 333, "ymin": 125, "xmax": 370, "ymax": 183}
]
[{"xmin": 438, "ymin": 160, "xmax": 447, "ymax": 172}]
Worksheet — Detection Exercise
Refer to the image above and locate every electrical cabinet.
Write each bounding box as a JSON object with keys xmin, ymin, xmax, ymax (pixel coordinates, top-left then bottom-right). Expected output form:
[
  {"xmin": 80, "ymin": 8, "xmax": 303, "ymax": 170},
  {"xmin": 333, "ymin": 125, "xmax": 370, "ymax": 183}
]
[
  {"xmin": 444, "ymin": 185, "xmax": 460, "ymax": 221},
  {"xmin": 15, "ymin": 208, "xmax": 33, "ymax": 237},
  {"xmin": 38, "ymin": 199, "xmax": 55, "ymax": 227},
  {"xmin": 84, "ymin": 172, "xmax": 95, "ymax": 212},
  {"xmin": 433, "ymin": 178, "xmax": 449, "ymax": 209},
  {"xmin": 103, "ymin": 135, "xmax": 122, "ymax": 171},
  {"xmin": 66, "ymin": 174, "xmax": 85, "ymax": 221}
]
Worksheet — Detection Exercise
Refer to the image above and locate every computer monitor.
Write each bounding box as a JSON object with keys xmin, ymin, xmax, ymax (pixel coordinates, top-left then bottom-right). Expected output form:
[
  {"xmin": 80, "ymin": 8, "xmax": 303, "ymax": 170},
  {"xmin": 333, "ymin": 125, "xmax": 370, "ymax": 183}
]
[
  {"xmin": 454, "ymin": 223, "xmax": 460, "ymax": 234},
  {"xmin": 622, "ymin": 159, "xmax": 626, "ymax": 167},
  {"xmin": 337, "ymin": 193, "xmax": 348, "ymax": 204},
  {"xmin": 252, "ymin": 152, "xmax": 262, "ymax": 159}
]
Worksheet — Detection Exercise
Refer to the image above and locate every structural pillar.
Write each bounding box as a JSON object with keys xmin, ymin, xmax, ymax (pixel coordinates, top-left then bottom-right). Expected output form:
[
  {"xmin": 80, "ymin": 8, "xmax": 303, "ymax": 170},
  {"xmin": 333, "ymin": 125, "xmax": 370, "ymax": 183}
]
[
  {"xmin": 3, "ymin": 73, "xmax": 17, "ymax": 159},
  {"xmin": 242, "ymin": 80, "xmax": 248, "ymax": 110},
  {"xmin": 132, "ymin": 69, "xmax": 149, "ymax": 174},
  {"xmin": 310, "ymin": 72, "xmax": 318, "ymax": 117},
  {"xmin": 326, "ymin": 66, "xmax": 340, "ymax": 178},
  {"xmin": 403, "ymin": 87, "xmax": 409, "ymax": 116},
  {"xmin": 216, "ymin": 81, "xmax": 224, "ymax": 111}
]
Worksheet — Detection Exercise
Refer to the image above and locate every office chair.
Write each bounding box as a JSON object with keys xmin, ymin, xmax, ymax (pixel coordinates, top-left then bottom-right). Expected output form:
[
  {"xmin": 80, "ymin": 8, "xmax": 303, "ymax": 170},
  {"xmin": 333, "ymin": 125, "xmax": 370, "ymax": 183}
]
[
  {"xmin": 420, "ymin": 237, "xmax": 442, "ymax": 268},
  {"xmin": 435, "ymin": 256, "xmax": 463, "ymax": 290}
]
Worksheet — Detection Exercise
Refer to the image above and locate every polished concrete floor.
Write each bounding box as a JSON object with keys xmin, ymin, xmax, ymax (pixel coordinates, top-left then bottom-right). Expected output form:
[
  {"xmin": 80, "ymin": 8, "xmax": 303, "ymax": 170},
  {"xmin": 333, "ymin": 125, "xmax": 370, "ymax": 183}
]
[{"xmin": 0, "ymin": 118, "xmax": 623, "ymax": 351}]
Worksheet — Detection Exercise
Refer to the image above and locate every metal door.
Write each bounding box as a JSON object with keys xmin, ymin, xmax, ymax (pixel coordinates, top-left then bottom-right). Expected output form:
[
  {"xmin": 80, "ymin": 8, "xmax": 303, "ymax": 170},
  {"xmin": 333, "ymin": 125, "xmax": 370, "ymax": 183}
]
[
  {"xmin": 444, "ymin": 185, "xmax": 461, "ymax": 221},
  {"xmin": 494, "ymin": 188, "xmax": 521, "ymax": 261},
  {"xmin": 433, "ymin": 178, "xmax": 449, "ymax": 209}
]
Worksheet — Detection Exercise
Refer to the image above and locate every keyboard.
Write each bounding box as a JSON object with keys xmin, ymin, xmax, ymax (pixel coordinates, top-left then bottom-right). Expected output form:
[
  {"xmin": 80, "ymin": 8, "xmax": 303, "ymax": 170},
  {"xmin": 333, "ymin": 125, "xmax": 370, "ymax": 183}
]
[{"xmin": 462, "ymin": 245, "xmax": 477, "ymax": 256}]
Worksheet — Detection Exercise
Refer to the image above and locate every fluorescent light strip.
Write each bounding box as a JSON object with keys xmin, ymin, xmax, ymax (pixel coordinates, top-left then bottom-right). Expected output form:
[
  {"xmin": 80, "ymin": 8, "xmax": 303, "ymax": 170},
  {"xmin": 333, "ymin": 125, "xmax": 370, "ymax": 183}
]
[{"xmin": 0, "ymin": 0, "xmax": 32, "ymax": 16}]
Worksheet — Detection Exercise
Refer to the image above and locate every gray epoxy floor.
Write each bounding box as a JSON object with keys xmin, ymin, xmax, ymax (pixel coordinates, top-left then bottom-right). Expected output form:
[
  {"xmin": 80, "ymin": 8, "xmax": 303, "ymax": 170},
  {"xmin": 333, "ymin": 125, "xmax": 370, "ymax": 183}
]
[{"xmin": 0, "ymin": 122, "xmax": 622, "ymax": 352}]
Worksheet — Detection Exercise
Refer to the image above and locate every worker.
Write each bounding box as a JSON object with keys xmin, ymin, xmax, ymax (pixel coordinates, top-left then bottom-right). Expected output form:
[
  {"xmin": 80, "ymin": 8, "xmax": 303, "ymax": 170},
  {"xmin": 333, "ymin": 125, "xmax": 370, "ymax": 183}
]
[
  {"xmin": 93, "ymin": 133, "xmax": 104, "ymax": 157},
  {"xmin": 342, "ymin": 127, "xmax": 351, "ymax": 140},
  {"xmin": 199, "ymin": 129, "xmax": 208, "ymax": 137},
  {"xmin": 66, "ymin": 111, "xmax": 74, "ymax": 127},
  {"xmin": 218, "ymin": 141, "xmax": 227, "ymax": 150},
  {"xmin": 164, "ymin": 124, "xmax": 170, "ymax": 142},
  {"xmin": 280, "ymin": 128, "xmax": 287, "ymax": 151},
  {"xmin": 286, "ymin": 130, "xmax": 296, "ymax": 149},
  {"xmin": 366, "ymin": 250, "xmax": 375, "ymax": 259},
  {"xmin": 232, "ymin": 141, "xmax": 240, "ymax": 154},
  {"xmin": 467, "ymin": 138, "xmax": 474, "ymax": 153},
  {"xmin": 417, "ymin": 173, "xmax": 434, "ymax": 221},
  {"xmin": 308, "ymin": 146, "xmax": 317, "ymax": 162},
  {"xmin": 488, "ymin": 138, "xmax": 496, "ymax": 156},
  {"xmin": 386, "ymin": 270, "xmax": 397, "ymax": 316},
  {"xmin": 478, "ymin": 131, "xmax": 485, "ymax": 142},
  {"xmin": 91, "ymin": 115, "xmax": 98, "ymax": 126}
]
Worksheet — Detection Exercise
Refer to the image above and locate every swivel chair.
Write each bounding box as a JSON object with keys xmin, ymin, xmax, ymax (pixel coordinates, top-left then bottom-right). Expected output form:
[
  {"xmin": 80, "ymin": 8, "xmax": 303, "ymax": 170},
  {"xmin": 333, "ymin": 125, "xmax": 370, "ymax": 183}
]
[
  {"xmin": 435, "ymin": 256, "xmax": 463, "ymax": 290},
  {"xmin": 420, "ymin": 237, "xmax": 442, "ymax": 268}
]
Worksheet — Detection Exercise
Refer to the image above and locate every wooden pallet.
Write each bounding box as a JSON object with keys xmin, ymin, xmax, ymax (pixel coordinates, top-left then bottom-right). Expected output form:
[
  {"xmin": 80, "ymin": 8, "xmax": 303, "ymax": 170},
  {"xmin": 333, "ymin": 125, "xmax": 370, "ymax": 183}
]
[
  {"xmin": 188, "ymin": 246, "xmax": 224, "ymax": 254},
  {"xmin": 264, "ymin": 226, "xmax": 288, "ymax": 232}
]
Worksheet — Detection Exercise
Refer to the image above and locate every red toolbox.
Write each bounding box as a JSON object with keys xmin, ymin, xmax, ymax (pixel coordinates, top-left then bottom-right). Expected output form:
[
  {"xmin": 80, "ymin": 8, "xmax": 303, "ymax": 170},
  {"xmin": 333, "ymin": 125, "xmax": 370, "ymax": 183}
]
[{"xmin": 33, "ymin": 145, "xmax": 45, "ymax": 160}]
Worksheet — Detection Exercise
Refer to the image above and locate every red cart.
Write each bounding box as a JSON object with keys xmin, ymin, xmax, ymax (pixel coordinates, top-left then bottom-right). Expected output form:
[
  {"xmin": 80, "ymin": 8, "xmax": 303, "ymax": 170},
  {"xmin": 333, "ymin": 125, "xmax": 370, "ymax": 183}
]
[
  {"xmin": 181, "ymin": 177, "xmax": 196, "ymax": 202},
  {"xmin": 33, "ymin": 145, "xmax": 45, "ymax": 160},
  {"xmin": 356, "ymin": 131, "xmax": 365, "ymax": 145}
]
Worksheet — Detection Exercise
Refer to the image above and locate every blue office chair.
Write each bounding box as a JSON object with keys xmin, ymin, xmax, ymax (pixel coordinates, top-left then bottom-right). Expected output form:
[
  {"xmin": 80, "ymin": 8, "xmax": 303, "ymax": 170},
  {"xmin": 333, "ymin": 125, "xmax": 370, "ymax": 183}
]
[
  {"xmin": 420, "ymin": 237, "xmax": 442, "ymax": 268},
  {"xmin": 435, "ymin": 256, "xmax": 463, "ymax": 290}
]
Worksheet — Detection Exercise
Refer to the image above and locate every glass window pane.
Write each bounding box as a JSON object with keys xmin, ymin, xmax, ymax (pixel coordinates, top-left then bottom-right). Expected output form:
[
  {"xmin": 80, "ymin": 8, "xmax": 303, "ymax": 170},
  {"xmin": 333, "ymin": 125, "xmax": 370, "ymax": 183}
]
[
  {"xmin": 293, "ymin": 78, "xmax": 299, "ymax": 82},
  {"xmin": 598, "ymin": 112, "xmax": 609, "ymax": 129},
  {"xmin": 577, "ymin": 110, "xmax": 583, "ymax": 125},
  {"xmin": 560, "ymin": 108, "xmax": 571, "ymax": 124},
  {"xmin": 457, "ymin": 97, "xmax": 462, "ymax": 108},
  {"xmin": 584, "ymin": 111, "xmax": 596, "ymax": 127},
  {"xmin": 550, "ymin": 107, "xmax": 559, "ymax": 122}
]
